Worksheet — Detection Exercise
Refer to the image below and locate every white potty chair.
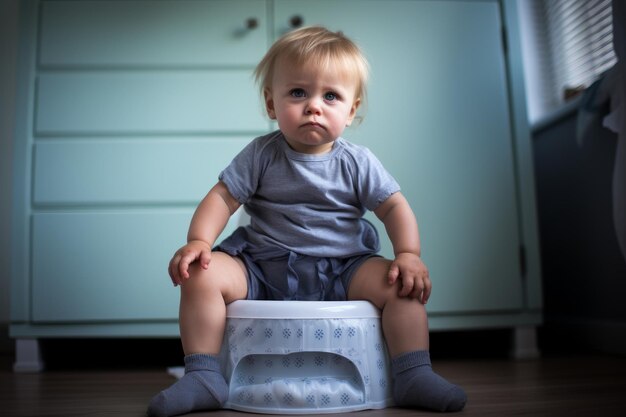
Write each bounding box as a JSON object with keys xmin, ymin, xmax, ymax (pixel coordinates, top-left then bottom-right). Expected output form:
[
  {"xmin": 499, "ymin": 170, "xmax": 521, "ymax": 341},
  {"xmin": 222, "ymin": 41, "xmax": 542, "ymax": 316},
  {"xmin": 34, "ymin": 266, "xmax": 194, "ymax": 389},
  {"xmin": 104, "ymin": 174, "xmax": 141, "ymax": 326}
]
[{"xmin": 220, "ymin": 300, "xmax": 394, "ymax": 414}]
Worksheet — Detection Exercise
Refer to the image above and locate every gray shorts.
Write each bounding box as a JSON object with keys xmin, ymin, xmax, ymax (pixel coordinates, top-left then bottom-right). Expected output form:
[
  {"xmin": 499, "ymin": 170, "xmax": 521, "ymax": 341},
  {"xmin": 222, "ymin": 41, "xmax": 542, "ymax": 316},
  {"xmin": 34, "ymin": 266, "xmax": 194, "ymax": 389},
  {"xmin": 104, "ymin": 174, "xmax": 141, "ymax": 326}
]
[{"xmin": 215, "ymin": 227, "xmax": 378, "ymax": 301}]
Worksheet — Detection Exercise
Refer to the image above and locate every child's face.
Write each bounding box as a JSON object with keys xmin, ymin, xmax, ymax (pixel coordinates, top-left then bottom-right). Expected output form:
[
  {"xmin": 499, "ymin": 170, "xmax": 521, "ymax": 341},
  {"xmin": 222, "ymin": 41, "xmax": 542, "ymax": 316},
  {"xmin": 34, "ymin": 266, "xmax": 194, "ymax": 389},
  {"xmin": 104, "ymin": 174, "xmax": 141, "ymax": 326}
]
[{"xmin": 264, "ymin": 57, "xmax": 360, "ymax": 154}]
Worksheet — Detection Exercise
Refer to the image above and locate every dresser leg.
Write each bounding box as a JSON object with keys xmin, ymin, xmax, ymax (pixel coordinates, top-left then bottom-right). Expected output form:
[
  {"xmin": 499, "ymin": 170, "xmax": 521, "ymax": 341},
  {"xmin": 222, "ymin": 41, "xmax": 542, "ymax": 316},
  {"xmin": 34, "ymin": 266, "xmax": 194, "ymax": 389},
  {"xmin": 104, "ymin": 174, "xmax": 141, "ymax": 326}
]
[
  {"xmin": 13, "ymin": 339, "xmax": 44, "ymax": 372},
  {"xmin": 511, "ymin": 326, "xmax": 540, "ymax": 359}
]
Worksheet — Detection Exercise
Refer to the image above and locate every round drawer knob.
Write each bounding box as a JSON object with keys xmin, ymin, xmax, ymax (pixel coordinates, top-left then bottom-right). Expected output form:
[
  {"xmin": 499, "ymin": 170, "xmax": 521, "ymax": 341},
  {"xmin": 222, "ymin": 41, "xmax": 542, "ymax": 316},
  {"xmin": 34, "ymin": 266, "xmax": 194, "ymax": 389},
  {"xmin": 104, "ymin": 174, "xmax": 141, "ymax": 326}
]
[
  {"xmin": 246, "ymin": 17, "xmax": 259, "ymax": 30},
  {"xmin": 289, "ymin": 15, "xmax": 304, "ymax": 28}
]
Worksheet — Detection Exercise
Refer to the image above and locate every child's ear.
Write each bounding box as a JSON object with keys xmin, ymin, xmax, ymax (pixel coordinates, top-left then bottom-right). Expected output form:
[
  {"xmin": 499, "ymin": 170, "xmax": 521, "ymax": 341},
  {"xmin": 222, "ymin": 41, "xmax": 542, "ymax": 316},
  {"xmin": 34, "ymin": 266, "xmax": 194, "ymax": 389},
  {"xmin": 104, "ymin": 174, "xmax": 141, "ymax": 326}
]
[
  {"xmin": 346, "ymin": 97, "xmax": 361, "ymax": 126},
  {"xmin": 264, "ymin": 88, "xmax": 276, "ymax": 120}
]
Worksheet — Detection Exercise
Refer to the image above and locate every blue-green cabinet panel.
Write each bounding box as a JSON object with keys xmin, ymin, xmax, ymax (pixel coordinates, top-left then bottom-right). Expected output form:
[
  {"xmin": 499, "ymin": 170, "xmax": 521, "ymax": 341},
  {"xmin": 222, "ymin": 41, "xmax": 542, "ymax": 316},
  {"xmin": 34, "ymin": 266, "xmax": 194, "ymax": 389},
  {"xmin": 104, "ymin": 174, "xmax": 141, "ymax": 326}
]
[
  {"xmin": 33, "ymin": 138, "xmax": 250, "ymax": 205},
  {"xmin": 32, "ymin": 212, "xmax": 186, "ymax": 322},
  {"xmin": 36, "ymin": 72, "xmax": 267, "ymax": 134},
  {"xmin": 31, "ymin": 210, "xmax": 241, "ymax": 322},
  {"xmin": 40, "ymin": 0, "xmax": 267, "ymax": 66},
  {"xmin": 277, "ymin": 0, "xmax": 523, "ymax": 313}
]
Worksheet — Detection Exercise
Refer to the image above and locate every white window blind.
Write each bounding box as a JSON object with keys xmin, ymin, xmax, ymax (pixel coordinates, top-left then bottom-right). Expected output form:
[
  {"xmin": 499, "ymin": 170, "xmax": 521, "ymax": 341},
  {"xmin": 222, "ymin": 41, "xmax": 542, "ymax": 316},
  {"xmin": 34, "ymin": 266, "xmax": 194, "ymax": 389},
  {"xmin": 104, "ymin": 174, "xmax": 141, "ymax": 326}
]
[{"xmin": 520, "ymin": 0, "xmax": 617, "ymax": 124}]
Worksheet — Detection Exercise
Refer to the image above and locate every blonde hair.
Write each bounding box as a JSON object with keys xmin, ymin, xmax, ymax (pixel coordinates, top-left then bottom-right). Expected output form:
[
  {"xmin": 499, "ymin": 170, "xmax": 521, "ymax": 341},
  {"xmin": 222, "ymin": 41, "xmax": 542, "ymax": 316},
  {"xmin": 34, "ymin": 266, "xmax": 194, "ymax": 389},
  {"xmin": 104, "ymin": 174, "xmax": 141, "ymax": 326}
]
[{"xmin": 254, "ymin": 26, "xmax": 369, "ymax": 108}]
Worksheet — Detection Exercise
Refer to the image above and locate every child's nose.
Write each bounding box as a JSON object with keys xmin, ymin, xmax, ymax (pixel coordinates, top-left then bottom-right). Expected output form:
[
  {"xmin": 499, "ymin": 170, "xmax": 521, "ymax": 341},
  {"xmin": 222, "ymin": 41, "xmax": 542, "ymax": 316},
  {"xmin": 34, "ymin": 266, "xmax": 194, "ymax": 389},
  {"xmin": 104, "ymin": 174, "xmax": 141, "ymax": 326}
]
[{"xmin": 305, "ymin": 98, "xmax": 323, "ymax": 115}]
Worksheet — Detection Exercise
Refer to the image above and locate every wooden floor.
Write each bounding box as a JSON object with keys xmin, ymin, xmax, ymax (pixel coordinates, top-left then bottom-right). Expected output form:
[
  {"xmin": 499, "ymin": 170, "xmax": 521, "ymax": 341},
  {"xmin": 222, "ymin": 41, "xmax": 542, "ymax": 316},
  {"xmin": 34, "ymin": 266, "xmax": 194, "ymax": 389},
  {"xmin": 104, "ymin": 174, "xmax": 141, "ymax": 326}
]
[{"xmin": 1, "ymin": 355, "xmax": 625, "ymax": 417}]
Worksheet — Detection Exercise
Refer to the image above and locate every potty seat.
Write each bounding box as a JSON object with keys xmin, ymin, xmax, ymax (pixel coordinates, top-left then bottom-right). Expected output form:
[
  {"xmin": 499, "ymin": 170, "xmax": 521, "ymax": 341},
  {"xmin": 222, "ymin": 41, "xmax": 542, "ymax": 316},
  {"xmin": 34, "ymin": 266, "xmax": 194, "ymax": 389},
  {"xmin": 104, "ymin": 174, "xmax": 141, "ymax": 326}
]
[{"xmin": 220, "ymin": 300, "xmax": 394, "ymax": 414}]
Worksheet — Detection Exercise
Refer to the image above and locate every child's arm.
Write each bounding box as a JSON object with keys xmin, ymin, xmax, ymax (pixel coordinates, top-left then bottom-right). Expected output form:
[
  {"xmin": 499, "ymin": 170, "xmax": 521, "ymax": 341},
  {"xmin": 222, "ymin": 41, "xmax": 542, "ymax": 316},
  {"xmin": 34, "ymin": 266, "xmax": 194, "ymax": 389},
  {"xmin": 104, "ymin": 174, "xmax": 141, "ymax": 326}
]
[
  {"xmin": 374, "ymin": 191, "xmax": 432, "ymax": 304},
  {"xmin": 168, "ymin": 181, "xmax": 241, "ymax": 286}
]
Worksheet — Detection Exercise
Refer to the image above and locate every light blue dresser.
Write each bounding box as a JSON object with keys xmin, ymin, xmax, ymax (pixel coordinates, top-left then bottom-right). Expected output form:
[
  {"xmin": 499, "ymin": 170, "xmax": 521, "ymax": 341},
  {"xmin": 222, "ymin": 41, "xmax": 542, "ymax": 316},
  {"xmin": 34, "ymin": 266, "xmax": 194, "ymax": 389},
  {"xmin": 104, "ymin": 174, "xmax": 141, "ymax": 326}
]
[{"xmin": 11, "ymin": 0, "xmax": 542, "ymax": 370}]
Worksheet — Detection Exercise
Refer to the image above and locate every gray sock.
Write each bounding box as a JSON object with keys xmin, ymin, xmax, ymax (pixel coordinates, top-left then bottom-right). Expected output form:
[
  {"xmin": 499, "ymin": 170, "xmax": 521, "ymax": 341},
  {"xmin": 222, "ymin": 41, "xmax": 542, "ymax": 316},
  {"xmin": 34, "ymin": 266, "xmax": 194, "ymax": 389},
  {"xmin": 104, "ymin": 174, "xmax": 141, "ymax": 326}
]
[
  {"xmin": 147, "ymin": 354, "xmax": 228, "ymax": 417},
  {"xmin": 391, "ymin": 350, "xmax": 466, "ymax": 412}
]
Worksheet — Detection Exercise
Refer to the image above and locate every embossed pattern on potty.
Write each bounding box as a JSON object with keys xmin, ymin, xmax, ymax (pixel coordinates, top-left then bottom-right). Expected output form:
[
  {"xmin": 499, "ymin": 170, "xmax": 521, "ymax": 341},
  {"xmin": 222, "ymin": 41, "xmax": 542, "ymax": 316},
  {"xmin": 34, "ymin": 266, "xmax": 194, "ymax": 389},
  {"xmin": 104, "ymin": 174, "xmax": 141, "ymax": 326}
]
[{"xmin": 220, "ymin": 312, "xmax": 393, "ymax": 414}]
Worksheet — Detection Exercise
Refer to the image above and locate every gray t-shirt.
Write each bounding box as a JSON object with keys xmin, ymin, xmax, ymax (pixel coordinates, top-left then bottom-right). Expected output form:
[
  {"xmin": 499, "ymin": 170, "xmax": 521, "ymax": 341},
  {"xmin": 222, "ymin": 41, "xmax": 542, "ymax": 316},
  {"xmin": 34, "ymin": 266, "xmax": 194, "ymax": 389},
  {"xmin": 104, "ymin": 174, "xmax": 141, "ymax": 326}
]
[{"xmin": 218, "ymin": 130, "xmax": 400, "ymax": 258}]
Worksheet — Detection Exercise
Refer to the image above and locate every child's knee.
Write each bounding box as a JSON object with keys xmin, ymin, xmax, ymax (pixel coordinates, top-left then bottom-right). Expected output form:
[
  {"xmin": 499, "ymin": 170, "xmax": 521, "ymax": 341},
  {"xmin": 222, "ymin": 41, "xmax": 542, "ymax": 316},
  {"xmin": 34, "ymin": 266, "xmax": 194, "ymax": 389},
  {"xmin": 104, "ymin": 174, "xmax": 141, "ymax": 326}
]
[
  {"xmin": 183, "ymin": 255, "xmax": 247, "ymax": 301},
  {"xmin": 181, "ymin": 263, "xmax": 222, "ymax": 291},
  {"xmin": 349, "ymin": 258, "xmax": 403, "ymax": 306}
]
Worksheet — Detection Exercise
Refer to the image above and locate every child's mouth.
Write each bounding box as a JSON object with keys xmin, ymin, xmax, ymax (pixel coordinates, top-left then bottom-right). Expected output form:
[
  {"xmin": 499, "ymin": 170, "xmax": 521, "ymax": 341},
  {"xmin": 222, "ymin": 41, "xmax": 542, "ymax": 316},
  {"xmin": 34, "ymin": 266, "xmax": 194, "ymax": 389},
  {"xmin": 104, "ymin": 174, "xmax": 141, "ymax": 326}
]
[{"xmin": 303, "ymin": 121, "xmax": 324, "ymax": 129}]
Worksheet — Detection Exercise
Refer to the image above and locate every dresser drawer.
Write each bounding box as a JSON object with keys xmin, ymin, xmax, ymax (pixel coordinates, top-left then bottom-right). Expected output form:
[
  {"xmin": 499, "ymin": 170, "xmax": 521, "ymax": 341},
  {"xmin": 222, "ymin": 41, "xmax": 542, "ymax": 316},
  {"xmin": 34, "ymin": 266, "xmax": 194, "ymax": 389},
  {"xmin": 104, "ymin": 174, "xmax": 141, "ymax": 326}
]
[
  {"xmin": 40, "ymin": 0, "xmax": 267, "ymax": 67},
  {"xmin": 33, "ymin": 138, "xmax": 250, "ymax": 205},
  {"xmin": 36, "ymin": 72, "xmax": 267, "ymax": 135}
]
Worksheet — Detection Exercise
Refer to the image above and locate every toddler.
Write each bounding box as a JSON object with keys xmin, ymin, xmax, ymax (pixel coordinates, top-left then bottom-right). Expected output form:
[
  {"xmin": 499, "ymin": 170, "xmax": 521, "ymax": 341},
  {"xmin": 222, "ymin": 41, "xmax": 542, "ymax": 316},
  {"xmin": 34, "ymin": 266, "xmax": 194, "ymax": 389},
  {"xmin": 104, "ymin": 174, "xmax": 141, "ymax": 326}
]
[{"xmin": 148, "ymin": 26, "xmax": 466, "ymax": 416}]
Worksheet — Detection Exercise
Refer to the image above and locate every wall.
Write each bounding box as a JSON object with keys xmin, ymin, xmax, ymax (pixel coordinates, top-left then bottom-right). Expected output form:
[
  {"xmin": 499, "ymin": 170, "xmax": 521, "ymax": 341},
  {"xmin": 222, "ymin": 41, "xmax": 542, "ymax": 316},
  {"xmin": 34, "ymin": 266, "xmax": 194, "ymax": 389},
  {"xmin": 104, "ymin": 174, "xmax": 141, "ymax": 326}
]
[
  {"xmin": 0, "ymin": 0, "xmax": 20, "ymax": 353},
  {"xmin": 533, "ymin": 104, "xmax": 626, "ymax": 355}
]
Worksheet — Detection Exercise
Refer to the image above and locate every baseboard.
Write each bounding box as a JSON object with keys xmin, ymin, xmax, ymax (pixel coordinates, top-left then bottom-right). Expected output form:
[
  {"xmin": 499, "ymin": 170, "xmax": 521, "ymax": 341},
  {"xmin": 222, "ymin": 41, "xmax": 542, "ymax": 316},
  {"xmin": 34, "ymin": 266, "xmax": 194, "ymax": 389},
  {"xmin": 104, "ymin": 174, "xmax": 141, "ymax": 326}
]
[{"xmin": 542, "ymin": 317, "xmax": 626, "ymax": 355}]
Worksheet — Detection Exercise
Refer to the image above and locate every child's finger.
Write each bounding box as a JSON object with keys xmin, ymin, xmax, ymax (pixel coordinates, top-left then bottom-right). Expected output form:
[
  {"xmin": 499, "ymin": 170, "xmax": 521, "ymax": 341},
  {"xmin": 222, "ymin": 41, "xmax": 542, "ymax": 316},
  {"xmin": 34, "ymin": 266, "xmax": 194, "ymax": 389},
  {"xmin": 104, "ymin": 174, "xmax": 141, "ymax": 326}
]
[
  {"xmin": 388, "ymin": 263, "xmax": 400, "ymax": 284},
  {"xmin": 178, "ymin": 253, "xmax": 195, "ymax": 280},
  {"xmin": 421, "ymin": 280, "xmax": 432, "ymax": 303},
  {"xmin": 199, "ymin": 249, "xmax": 211, "ymax": 270},
  {"xmin": 403, "ymin": 268, "xmax": 430, "ymax": 302},
  {"xmin": 398, "ymin": 275, "xmax": 414, "ymax": 297}
]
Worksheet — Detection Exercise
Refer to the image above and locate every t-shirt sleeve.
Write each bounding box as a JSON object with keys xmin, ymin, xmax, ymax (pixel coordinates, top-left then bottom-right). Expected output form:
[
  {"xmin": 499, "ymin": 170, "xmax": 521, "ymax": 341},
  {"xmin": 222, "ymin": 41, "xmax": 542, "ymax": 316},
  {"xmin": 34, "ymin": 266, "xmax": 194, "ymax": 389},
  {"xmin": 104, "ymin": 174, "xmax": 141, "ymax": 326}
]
[
  {"xmin": 218, "ymin": 138, "xmax": 261, "ymax": 204},
  {"xmin": 357, "ymin": 147, "xmax": 401, "ymax": 211}
]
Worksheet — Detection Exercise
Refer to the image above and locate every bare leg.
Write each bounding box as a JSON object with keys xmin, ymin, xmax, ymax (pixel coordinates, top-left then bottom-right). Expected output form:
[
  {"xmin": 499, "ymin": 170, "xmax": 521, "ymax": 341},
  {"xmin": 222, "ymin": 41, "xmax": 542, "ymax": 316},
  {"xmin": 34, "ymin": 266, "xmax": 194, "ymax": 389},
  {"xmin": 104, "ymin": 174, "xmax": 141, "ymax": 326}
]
[
  {"xmin": 179, "ymin": 252, "xmax": 248, "ymax": 355},
  {"xmin": 348, "ymin": 257, "xmax": 466, "ymax": 412},
  {"xmin": 348, "ymin": 257, "xmax": 428, "ymax": 356},
  {"xmin": 148, "ymin": 252, "xmax": 248, "ymax": 417}
]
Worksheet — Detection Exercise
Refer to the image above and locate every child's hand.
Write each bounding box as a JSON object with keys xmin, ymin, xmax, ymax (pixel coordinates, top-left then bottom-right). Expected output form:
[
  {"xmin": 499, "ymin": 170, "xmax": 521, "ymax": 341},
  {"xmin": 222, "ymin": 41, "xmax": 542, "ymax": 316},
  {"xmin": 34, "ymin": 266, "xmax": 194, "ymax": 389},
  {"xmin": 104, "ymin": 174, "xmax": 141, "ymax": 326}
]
[
  {"xmin": 388, "ymin": 252, "xmax": 431, "ymax": 304},
  {"xmin": 168, "ymin": 240, "xmax": 212, "ymax": 286}
]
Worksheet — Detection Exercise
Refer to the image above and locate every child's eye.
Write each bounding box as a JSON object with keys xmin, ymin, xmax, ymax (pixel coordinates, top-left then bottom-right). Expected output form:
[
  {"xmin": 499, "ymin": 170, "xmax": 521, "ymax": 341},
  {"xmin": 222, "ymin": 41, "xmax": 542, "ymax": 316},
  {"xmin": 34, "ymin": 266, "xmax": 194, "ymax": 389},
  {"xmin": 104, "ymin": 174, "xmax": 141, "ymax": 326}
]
[
  {"xmin": 290, "ymin": 88, "xmax": 306, "ymax": 98},
  {"xmin": 324, "ymin": 92, "xmax": 338, "ymax": 101}
]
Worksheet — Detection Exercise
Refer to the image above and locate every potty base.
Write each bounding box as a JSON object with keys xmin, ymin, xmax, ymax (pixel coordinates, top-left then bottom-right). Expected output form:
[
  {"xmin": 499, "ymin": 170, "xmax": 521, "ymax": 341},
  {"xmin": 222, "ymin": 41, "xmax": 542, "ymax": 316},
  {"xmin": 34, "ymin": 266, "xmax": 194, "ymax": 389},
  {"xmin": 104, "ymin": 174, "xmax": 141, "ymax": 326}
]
[{"xmin": 220, "ymin": 301, "xmax": 394, "ymax": 414}]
